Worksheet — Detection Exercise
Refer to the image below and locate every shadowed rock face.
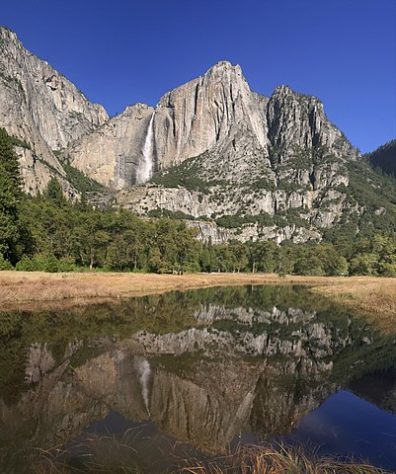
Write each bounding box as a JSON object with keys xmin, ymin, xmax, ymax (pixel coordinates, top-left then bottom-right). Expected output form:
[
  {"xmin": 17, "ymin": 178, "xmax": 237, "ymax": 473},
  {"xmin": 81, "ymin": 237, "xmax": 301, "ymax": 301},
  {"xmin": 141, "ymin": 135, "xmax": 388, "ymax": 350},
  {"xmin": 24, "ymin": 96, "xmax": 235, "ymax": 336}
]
[
  {"xmin": 0, "ymin": 27, "xmax": 108, "ymax": 194},
  {"xmin": 266, "ymin": 85, "xmax": 353, "ymax": 156},
  {"xmin": 367, "ymin": 140, "xmax": 396, "ymax": 177}
]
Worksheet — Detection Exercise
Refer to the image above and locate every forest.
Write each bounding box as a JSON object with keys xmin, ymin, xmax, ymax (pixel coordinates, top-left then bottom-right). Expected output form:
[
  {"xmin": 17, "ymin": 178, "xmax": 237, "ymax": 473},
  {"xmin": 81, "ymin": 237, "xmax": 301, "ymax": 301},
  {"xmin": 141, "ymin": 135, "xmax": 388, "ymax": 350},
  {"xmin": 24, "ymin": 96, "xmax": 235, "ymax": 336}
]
[{"xmin": 1, "ymin": 128, "xmax": 395, "ymax": 276}]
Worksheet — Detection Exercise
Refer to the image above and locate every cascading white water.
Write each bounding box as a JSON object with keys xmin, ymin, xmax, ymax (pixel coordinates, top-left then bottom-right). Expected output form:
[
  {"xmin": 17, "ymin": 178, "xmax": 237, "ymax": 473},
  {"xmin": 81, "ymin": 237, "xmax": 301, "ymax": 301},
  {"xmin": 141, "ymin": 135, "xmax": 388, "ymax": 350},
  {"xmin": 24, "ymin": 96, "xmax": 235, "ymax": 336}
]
[
  {"xmin": 134, "ymin": 356, "xmax": 152, "ymax": 416},
  {"xmin": 136, "ymin": 113, "xmax": 155, "ymax": 184}
]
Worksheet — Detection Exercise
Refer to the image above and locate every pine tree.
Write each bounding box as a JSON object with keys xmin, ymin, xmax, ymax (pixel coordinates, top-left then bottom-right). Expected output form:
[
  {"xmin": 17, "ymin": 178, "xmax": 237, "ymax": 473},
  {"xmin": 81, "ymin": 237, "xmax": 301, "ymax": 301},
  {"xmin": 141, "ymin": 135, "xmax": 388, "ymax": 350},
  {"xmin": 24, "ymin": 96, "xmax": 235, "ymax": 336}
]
[
  {"xmin": 45, "ymin": 177, "xmax": 66, "ymax": 207},
  {"xmin": 0, "ymin": 128, "xmax": 23, "ymax": 264}
]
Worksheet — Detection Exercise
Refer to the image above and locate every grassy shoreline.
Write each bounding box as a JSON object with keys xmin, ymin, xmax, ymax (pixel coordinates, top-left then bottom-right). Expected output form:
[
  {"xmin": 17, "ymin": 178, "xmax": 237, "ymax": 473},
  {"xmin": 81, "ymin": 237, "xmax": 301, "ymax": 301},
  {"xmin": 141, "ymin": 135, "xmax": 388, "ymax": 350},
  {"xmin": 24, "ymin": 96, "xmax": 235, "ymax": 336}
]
[
  {"xmin": 32, "ymin": 443, "xmax": 389, "ymax": 474},
  {"xmin": 0, "ymin": 271, "xmax": 395, "ymax": 328}
]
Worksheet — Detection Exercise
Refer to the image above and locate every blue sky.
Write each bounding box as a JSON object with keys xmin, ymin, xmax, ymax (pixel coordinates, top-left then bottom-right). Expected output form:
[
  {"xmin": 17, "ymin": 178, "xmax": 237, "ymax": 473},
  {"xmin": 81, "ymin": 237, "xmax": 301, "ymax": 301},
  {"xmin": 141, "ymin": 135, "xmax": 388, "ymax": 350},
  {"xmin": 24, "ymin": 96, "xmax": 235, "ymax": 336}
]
[{"xmin": 2, "ymin": 0, "xmax": 395, "ymax": 153}]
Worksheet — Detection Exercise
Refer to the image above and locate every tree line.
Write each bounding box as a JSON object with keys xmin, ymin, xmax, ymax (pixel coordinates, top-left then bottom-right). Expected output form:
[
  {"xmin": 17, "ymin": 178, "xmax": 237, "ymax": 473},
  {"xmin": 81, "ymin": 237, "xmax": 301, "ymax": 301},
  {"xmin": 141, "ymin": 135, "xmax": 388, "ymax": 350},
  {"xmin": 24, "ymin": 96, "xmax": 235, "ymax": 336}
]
[{"xmin": 0, "ymin": 127, "xmax": 395, "ymax": 276}]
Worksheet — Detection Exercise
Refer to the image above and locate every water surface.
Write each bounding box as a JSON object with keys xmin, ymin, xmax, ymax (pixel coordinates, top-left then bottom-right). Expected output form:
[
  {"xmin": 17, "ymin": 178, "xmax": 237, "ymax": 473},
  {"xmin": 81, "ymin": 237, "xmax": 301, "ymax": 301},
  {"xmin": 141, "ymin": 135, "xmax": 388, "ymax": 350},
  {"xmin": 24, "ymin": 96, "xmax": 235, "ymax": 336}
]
[{"xmin": 1, "ymin": 285, "xmax": 396, "ymax": 472}]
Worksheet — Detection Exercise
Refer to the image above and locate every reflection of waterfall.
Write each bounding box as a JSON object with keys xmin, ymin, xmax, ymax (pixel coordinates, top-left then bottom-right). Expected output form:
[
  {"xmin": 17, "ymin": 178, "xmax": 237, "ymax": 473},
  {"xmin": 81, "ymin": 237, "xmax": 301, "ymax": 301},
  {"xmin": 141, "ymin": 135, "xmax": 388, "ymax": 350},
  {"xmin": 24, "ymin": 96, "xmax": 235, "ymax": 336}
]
[
  {"xmin": 25, "ymin": 342, "xmax": 55, "ymax": 384},
  {"xmin": 134, "ymin": 356, "xmax": 152, "ymax": 416},
  {"xmin": 136, "ymin": 113, "xmax": 155, "ymax": 184}
]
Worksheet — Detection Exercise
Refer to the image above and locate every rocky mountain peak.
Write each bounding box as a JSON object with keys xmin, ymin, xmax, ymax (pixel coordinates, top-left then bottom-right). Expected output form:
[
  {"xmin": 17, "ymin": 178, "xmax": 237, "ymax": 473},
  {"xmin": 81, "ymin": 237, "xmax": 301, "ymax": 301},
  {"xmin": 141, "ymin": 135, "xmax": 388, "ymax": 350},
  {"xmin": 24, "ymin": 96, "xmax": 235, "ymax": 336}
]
[
  {"xmin": 2, "ymin": 30, "xmax": 394, "ymax": 246},
  {"xmin": 273, "ymin": 84, "xmax": 294, "ymax": 95},
  {"xmin": 0, "ymin": 26, "xmax": 18, "ymax": 42},
  {"xmin": 144, "ymin": 60, "xmax": 268, "ymax": 171},
  {"xmin": 0, "ymin": 24, "xmax": 109, "ymax": 148},
  {"xmin": 267, "ymin": 84, "xmax": 354, "ymax": 158},
  {"xmin": 271, "ymin": 85, "xmax": 323, "ymax": 110},
  {"xmin": 0, "ymin": 25, "xmax": 110, "ymax": 194},
  {"xmin": 119, "ymin": 102, "xmax": 153, "ymax": 117},
  {"xmin": 0, "ymin": 26, "xmax": 28, "ymax": 65},
  {"xmin": 68, "ymin": 59, "xmax": 361, "ymax": 193},
  {"xmin": 205, "ymin": 60, "xmax": 244, "ymax": 78}
]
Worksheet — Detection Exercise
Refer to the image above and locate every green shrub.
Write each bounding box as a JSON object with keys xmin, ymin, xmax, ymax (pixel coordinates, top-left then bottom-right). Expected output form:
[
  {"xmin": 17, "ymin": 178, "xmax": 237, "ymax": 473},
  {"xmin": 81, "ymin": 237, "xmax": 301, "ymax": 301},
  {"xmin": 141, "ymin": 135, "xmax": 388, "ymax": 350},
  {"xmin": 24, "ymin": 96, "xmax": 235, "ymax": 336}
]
[
  {"xmin": 16, "ymin": 253, "xmax": 60, "ymax": 272},
  {"xmin": 58, "ymin": 256, "xmax": 77, "ymax": 272},
  {"xmin": 147, "ymin": 208, "xmax": 195, "ymax": 220},
  {"xmin": 349, "ymin": 253, "xmax": 378, "ymax": 275},
  {"xmin": 16, "ymin": 256, "xmax": 35, "ymax": 271},
  {"xmin": 40, "ymin": 254, "xmax": 59, "ymax": 273},
  {"xmin": 378, "ymin": 262, "xmax": 396, "ymax": 277},
  {"xmin": 0, "ymin": 255, "xmax": 13, "ymax": 270},
  {"xmin": 294, "ymin": 255, "xmax": 325, "ymax": 276}
]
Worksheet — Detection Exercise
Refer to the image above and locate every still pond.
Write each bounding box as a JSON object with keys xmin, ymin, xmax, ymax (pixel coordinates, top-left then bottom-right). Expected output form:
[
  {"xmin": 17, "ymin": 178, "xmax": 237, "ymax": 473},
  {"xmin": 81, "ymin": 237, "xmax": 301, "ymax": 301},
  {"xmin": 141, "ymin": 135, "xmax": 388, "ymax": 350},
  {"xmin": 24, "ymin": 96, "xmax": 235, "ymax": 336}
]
[{"xmin": 1, "ymin": 285, "xmax": 396, "ymax": 472}]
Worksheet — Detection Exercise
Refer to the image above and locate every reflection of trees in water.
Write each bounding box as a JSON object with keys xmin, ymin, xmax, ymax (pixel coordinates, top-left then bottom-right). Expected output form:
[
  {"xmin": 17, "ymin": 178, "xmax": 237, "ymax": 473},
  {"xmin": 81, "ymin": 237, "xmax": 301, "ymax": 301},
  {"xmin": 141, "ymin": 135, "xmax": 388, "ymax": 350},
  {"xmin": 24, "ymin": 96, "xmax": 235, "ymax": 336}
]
[
  {"xmin": 349, "ymin": 368, "xmax": 396, "ymax": 414},
  {"xmin": 0, "ymin": 285, "xmax": 395, "ymax": 467}
]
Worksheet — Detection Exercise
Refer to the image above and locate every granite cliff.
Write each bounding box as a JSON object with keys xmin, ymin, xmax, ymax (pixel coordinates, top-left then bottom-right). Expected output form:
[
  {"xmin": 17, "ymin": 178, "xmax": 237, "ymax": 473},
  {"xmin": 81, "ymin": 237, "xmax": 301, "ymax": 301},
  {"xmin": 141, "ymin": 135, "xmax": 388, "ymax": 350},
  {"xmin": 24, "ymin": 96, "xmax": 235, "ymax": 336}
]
[
  {"xmin": 1, "ymin": 26, "xmax": 395, "ymax": 242},
  {"xmin": 0, "ymin": 27, "xmax": 107, "ymax": 194},
  {"xmin": 69, "ymin": 61, "xmax": 395, "ymax": 243}
]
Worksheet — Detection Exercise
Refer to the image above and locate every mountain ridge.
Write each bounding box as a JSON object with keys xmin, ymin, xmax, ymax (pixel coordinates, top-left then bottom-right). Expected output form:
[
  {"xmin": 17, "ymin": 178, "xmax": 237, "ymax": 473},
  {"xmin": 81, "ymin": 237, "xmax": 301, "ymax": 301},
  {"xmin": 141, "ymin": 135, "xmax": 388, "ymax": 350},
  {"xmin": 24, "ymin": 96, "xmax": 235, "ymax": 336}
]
[
  {"xmin": 367, "ymin": 139, "xmax": 396, "ymax": 177},
  {"xmin": 0, "ymin": 26, "xmax": 107, "ymax": 195},
  {"xmin": 0, "ymin": 26, "xmax": 394, "ymax": 244},
  {"xmin": 68, "ymin": 60, "xmax": 358, "ymax": 191}
]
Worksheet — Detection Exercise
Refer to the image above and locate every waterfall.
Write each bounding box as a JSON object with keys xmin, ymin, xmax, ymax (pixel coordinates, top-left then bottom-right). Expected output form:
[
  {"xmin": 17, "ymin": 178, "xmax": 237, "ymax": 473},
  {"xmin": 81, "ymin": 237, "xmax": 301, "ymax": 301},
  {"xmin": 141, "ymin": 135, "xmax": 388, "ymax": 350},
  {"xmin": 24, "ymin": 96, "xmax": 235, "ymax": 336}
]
[
  {"xmin": 137, "ymin": 113, "xmax": 155, "ymax": 184},
  {"xmin": 134, "ymin": 356, "xmax": 152, "ymax": 416}
]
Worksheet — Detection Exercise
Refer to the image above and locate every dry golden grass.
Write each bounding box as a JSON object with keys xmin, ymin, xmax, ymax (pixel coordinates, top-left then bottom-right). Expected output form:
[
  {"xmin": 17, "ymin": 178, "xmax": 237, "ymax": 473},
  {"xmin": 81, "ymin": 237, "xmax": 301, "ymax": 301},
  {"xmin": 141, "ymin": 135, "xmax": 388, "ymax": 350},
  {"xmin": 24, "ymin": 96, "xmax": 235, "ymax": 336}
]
[
  {"xmin": 0, "ymin": 271, "xmax": 395, "ymax": 331},
  {"xmin": 0, "ymin": 271, "xmax": 310, "ymax": 311},
  {"xmin": 311, "ymin": 276, "xmax": 396, "ymax": 332},
  {"xmin": 29, "ymin": 443, "xmax": 389, "ymax": 474},
  {"xmin": 182, "ymin": 444, "xmax": 389, "ymax": 473}
]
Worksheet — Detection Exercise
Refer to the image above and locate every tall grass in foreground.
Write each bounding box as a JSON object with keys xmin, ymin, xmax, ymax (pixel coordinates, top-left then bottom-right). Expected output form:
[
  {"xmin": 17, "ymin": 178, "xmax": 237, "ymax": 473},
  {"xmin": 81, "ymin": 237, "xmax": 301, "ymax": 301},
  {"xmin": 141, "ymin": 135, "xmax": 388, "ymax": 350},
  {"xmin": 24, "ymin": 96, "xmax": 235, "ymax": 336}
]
[
  {"xmin": 181, "ymin": 444, "xmax": 390, "ymax": 473},
  {"xmin": 29, "ymin": 442, "xmax": 390, "ymax": 474}
]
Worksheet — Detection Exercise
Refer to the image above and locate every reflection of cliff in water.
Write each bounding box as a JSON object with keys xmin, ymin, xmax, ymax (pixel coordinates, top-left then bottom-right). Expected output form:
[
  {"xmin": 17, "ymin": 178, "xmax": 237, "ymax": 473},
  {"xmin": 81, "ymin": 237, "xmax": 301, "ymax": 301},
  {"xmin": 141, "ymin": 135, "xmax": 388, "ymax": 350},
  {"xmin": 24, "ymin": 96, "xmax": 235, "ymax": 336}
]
[{"xmin": 0, "ymin": 285, "xmax": 395, "ymax": 468}]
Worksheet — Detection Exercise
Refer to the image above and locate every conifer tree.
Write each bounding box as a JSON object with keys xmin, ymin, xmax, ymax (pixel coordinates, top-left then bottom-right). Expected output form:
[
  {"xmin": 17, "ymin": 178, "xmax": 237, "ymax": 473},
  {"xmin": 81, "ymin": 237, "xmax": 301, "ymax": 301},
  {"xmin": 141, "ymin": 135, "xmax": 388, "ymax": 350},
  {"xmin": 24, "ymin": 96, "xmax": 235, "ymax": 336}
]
[{"xmin": 0, "ymin": 128, "xmax": 23, "ymax": 264}]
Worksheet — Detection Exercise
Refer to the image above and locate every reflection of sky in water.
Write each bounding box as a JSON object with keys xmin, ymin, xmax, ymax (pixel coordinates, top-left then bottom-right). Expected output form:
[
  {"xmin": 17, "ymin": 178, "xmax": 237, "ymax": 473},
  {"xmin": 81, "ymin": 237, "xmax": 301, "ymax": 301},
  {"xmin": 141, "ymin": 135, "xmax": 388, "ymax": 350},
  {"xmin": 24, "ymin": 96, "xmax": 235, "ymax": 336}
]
[
  {"xmin": 74, "ymin": 390, "xmax": 396, "ymax": 471},
  {"xmin": 2, "ymin": 286, "xmax": 396, "ymax": 472},
  {"xmin": 282, "ymin": 390, "xmax": 396, "ymax": 470}
]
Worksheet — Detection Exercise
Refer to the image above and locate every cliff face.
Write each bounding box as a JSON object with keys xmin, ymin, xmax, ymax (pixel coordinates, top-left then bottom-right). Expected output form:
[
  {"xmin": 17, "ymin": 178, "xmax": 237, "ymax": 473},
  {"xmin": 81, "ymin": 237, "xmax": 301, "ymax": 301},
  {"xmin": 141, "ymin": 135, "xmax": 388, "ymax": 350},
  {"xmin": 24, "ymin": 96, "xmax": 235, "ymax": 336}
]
[
  {"xmin": 68, "ymin": 61, "xmax": 271, "ymax": 189},
  {"xmin": 68, "ymin": 60, "xmax": 368, "ymax": 242},
  {"xmin": 150, "ymin": 61, "xmax": 270, "ymax": 169},
  {"xmin": 69, "ymin": 103, "xmax": 154, "ymax": 188},
  {"xmin": 69, "ymin": 60, "xmax": 356, "ymax": 190},
  {"xmin": 2, "ymin": 27, "xmax": 394, "ymax": 242},
  {"xmin": 0, "ymin": 27, "xmax": 108, "ymax": 194}
]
